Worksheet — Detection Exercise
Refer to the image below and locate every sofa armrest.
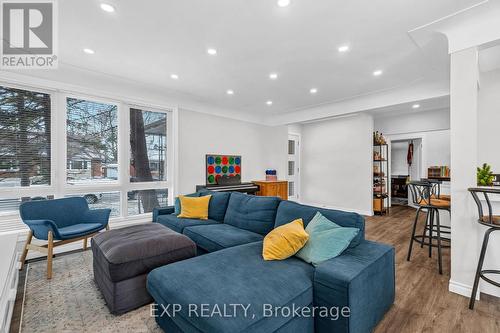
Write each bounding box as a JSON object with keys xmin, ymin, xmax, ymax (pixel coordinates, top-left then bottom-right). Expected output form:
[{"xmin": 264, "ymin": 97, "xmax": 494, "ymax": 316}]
[
  {"xmin": 82, "ymin": 208, "xmax": 111, "ymax": 226},
  {"xmin": 23, "ymin": 219, "xmax": 61, "ymax": 240},
  {"xmin": 152, "ymin": 206, "xmax": 175, "ymax": 222},
  {"xmin": 313, "ymin": 240, "xmax": 395, "ymax": 333}
]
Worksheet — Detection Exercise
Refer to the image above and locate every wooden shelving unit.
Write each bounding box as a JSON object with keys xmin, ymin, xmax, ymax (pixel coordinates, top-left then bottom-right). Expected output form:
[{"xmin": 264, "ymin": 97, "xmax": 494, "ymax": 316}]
[{"xmin": 373, "ymin": 144, "xmax": 389, "ymax": 215}]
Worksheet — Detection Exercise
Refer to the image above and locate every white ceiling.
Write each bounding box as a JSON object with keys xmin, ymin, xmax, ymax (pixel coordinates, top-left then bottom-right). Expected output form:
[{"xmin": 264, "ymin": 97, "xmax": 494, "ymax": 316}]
[{"xmin": 5, "ymin": 0, "xmax": 489, "ymax": 121}]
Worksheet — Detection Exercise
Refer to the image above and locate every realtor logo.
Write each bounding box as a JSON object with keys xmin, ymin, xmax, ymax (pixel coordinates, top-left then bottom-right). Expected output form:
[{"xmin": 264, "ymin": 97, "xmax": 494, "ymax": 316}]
[{"xmin": 1, "ymin": 0, "xmax": 57, "ymax": 68}]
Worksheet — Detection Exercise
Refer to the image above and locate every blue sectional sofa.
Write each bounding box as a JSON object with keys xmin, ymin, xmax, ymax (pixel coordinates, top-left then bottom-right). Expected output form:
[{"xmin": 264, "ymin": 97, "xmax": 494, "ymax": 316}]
[{"xmin": 149, "ymin": 192, "xmax": 394, "ymax": 333}]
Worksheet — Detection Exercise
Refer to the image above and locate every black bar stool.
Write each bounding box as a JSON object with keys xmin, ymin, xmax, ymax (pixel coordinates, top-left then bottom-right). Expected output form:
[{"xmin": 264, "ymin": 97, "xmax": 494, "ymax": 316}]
[
  {"xmin": 407, "ymin": 180, "xmax": 451, "ymax": 274},
  {"xmin": 468, "ymin": 187, "xmax": 500, "ymax": 309}
]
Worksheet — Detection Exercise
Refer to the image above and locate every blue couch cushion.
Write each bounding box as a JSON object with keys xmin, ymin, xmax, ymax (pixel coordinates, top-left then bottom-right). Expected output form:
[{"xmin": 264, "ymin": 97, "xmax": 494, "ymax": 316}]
[
  {"xmin": 183, "ymin": 224, "xmax": 263, "ymax": 252},
  {"xmin": 156, "ymin": 214, "xmax": 221, "ymax": 234},
  {"xmin": 147, "ymin": 242, "xmax": 314, "ymax": 333},
  {"xmin": 275, "ymin": 200, "xmax": 365, "ymax": 247},
  {"xmin": 313, "ymin": 240, "xmax": 395, "ymax": 333},
  {"xmin": 58, "ymin": 223, "xmax": 104, "ymax": 239},
  {"xmin": 223, "ymin": 192, "xmax": 280, "ymax": 235},
  {"xmin": 199, "ymin": 191, "xmax": 231, "ymax": 222}
]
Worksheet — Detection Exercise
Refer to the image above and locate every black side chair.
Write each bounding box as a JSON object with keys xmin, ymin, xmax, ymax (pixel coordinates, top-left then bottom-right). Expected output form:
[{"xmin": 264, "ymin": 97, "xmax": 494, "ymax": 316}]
[
  {"xmin": 407, "ymin": 180, "xmax": 451, "ymax": 274},
  {"xmin": 468, "ymin": 187, "xmax": 500, "ymax": 309}
]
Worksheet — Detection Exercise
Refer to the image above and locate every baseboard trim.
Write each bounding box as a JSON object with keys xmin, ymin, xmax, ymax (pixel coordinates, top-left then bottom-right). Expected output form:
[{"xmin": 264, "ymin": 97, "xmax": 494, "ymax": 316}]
[{"xmin": 449, "ymin": 280, "xmax": 479, "ymax": 300}]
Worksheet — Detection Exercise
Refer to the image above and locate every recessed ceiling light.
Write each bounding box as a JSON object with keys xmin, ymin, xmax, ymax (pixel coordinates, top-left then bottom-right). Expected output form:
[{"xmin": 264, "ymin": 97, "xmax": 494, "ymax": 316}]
[
  {"xmin": 83, "ymin": 48, "xmax": 95, "ymax": 54},
  {"xmin": 266, "ymin": 101, "xmax": 273, "ymax": 106},
  {"xmin": 338, "ymin": 45, "xmax": 350, "ymax": 53},
  {"xmin": 170, "ymin": 74, "xmax": 179, "ymax": 79},
  {"xmin": 412, "ymin": 104, "xmax": 420, "ymax": 109},
  {"xmin": 310, "ymin": 88, "xmax": 318, "ymax": 94},
  {"xmin": 207, "ymin": 48, "xmax": 217, "ymax": 55},
  {"xmin": 373, "ymin": 70, "xmax": 383, "ymax": 76},
  {"xmin": 277, "ymin": 0, "xmax": 291, "ymax": 7},
  {"xmin": 100, "ymin": 3, "xmax": 115, "ymax": 13},
  {"xmin": 269, "ymin": 73, "xmax": 278, "ymax": 80},
  {"xmin": 226, "ymin": 89, "xmax": 234, "ymax": 95}
]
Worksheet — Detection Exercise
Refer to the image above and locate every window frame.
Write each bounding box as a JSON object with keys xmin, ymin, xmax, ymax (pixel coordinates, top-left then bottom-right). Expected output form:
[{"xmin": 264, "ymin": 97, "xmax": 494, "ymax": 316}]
[
  {"xmin": 0, "ymin": 80, "xmax": 176, "ymax": 225},
  {"xmin": 0, "ymin": 82, "xmax": 57, "ymax": 218}
]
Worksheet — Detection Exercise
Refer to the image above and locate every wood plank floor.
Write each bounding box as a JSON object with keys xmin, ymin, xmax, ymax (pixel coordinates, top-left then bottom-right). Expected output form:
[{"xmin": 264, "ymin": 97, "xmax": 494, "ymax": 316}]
[{"xmin": 370, "ymin": 205, "xmax": 500, "ymax": 333}]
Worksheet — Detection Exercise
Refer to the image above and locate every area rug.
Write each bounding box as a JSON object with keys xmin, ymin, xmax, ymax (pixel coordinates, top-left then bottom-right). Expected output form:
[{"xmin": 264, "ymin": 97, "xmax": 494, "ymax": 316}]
[{"xmin": 20, "ymin": 251, "xmax": 162, "ymax": 333}]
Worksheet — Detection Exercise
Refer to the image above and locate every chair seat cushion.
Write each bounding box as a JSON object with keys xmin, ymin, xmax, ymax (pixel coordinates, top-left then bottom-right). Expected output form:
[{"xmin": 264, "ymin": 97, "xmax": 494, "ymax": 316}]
[
  {"xmin": 481, "ymin": 215, "xmax": 500, "ymax": 225},
  {"xmin": 58, "ymin": 223, "xmax": 104, "ymax": 239},
  {"xmin": 183, "ymin": 224, "xmax": 263, "ymax": 252},
  {"xmin": 147, "ymin": 242, "xmax": 314, "ymax": 333},
  {"xmin": 419, "ymin": 198, "xmax": 450, "ymax": 208},
  {"xmin": 91, "ymin": 224, "xmax": 196, "ymax": 282},
  {"xmin": 156, "ymin": 214, "xmax": 221, "ymax": 233}
]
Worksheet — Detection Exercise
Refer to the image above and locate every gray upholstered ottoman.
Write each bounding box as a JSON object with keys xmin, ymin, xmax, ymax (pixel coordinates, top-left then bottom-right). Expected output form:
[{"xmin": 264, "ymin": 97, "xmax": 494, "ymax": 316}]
[{"xmin": 91, "ymin": 223, "xmax": 196, "ymax": 314}]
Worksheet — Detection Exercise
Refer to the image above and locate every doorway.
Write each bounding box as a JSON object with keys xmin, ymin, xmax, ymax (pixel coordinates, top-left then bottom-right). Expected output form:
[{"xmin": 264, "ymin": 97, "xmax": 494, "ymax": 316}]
[
  {"xmin": 390, "ymin": 138, "xmax": 422, "ymax": 206},
  {"xmin": 287, "ymin": 134, "xmax": 300, "ymax": 201}
]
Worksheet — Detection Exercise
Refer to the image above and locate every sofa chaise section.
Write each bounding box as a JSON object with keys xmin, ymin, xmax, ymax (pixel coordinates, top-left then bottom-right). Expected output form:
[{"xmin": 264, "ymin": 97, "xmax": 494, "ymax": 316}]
[
  {"xmin": 147, "ymin": 242, "xmax": 315, "ymax": 333},
  {"xmin": 313, "ymin": 240, "xmax": 395, "ymax": 333}
]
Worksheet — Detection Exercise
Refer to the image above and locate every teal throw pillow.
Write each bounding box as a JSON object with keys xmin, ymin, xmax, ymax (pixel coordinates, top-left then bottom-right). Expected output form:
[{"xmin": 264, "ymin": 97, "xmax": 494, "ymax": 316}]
[{"xmin": 296, "ymin": 212, "xmax": 359, "ymax": 266}]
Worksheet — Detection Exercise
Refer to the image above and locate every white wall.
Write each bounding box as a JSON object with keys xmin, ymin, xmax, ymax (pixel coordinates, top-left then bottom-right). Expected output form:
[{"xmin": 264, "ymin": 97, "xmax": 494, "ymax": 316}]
[
  {"xmin": 449, "ymin": 47, "xmax": 481, "ymax": 299},
  {"xmin": 300, "ymin": 114, "xmax": 373, "ymax": 215},
  {"xmin": 478, "ymin": 69, "xmax": 500, "ymax": 172},
  {"xmin": 391, "ymin": 142, "xmax": 409, "ymax": 176},
  {"xmin": 375, "ymin": 109, "xmax": 451, "ymax": 176},
  {"xmin": 177, "ymin": 109, "xmax": 287, "ymax": 194},
  {"xmin": 375, "ymin": 108, "xmax": 450, "ymax": 135}
]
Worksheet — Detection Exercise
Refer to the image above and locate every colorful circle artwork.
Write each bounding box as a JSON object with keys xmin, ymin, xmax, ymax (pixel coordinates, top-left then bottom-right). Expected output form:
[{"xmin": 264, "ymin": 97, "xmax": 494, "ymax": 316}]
[{"xmin": 206, "ymin": 155, "xmax": 242, "ymax": 184}]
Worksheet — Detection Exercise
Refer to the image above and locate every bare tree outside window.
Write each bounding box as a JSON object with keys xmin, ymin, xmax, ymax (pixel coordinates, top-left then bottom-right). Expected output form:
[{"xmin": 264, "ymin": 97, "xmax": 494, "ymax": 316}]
[
  {"xmin": 0, "ymin": 86, "xmax": 51, "ymax": 188},
  {"xmin": 130, "ymin": 108, "xmax": 167, "ymax": 214},
  {"xmin": 66, "ymin": 98, "xmax": 118, "ymax": 184}
]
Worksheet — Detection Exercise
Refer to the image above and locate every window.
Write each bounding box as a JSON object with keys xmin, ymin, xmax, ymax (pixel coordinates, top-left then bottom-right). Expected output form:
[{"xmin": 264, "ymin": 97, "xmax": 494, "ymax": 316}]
[
  {"xmin": 0, "ymin": 82, "xmax": 174, "ymax": 233},
  {"xmin": 66, "ymin": 192, "xmax": 120, "ymax": 217},
  {"xmin": 66, "ymin": 98, "xmax": 118, "ymax": 184},
  {"xmin": 0, "ymin": 86, "xmax": 51, "ymax": 187},
  {"xmin": 130, "ymin": 108, "xmax": 167, "ymax": 182},
  {"xmin": 127, "ymin": 189, "xmax": 168, "ymax": 215}
]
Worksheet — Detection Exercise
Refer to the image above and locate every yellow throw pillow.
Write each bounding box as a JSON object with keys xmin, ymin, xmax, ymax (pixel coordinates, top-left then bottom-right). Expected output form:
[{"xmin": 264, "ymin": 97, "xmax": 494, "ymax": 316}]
[
  {"xmin": 263, "ymin": 219, "xmax": 309, "ymax": 261},
  {"xmin": 178, "ymin": 195, "xmax": 212, "ymax": 219}
]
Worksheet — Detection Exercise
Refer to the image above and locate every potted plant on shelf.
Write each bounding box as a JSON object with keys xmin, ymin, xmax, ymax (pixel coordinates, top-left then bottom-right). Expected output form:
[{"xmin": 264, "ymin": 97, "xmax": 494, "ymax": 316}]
[{"xmin": 477, "ymin": 163, "xmax": 494, "ymax": 186}]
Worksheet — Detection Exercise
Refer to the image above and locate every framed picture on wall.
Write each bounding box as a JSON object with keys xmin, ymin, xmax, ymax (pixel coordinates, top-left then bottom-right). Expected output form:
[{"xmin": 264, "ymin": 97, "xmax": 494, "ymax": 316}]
[{"xmin": 205, "ymin": 154, "xmax": 242, "ymax": 185}]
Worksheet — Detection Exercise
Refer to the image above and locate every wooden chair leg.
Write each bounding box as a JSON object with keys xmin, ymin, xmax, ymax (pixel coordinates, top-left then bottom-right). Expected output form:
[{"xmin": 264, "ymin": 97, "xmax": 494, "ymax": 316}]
[
  {"xmin": 47, "ymin": 231, "xmax": 54, "ymax": 279},
  {"xmin": 19, "ymin": 230, "xmax": 33, "ymax": 271},
  {"xmin": 83, "ymin": 237, "xmax": 88, "ymax": 250}
]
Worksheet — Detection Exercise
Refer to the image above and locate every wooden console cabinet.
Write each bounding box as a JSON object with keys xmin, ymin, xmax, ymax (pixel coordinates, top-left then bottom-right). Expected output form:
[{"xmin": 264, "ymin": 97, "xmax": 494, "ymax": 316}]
[{"xmin": 253, "ymin": 180, "xmax": 288, "ymax": 200}]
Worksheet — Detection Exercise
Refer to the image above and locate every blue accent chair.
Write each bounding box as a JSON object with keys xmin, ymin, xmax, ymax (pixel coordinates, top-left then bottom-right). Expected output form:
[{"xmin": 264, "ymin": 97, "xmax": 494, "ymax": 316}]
[{"xmin": 19, "ymin": 197, "xmax": 111, "ymax": 279}]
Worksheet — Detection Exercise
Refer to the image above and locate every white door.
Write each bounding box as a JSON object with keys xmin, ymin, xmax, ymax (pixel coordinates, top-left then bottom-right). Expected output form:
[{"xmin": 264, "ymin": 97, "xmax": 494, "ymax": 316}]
[{"xmin": 287, "ymin": 134, "xmax": 300, "ymax": 201}]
